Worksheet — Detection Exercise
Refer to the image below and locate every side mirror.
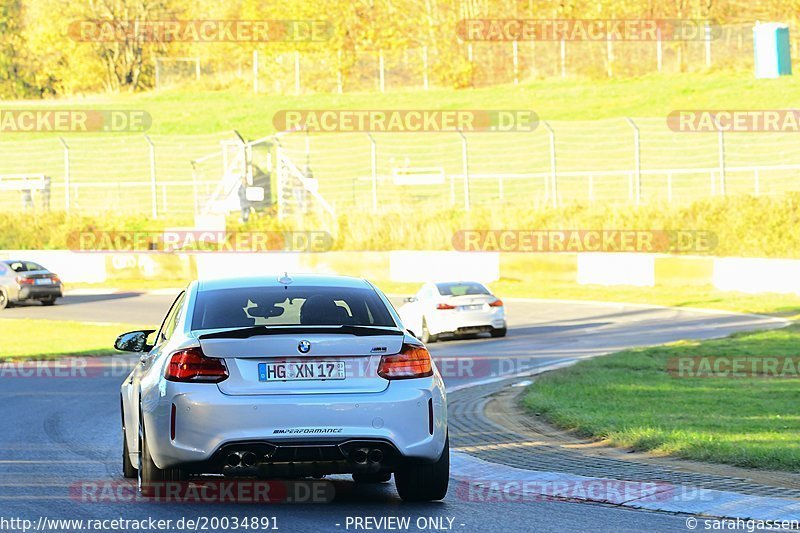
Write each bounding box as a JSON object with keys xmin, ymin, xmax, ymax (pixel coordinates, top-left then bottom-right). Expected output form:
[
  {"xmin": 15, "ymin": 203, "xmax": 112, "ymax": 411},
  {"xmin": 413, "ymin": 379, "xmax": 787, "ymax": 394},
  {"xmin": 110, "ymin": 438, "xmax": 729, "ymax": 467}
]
[
  {"xmin": 114, "ymin": 330, "xmax": 155, "ymax": 353},
  {"xmin": 404, "ymin": 296, "xmax": 418, "ymax": 303}
]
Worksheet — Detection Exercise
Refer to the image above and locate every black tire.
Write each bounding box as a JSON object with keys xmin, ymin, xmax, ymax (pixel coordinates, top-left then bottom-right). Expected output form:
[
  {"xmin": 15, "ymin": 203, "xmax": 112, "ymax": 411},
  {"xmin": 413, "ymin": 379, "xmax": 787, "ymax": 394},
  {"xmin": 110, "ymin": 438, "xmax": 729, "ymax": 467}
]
[
  {"xmin": 0, "ymin": 290, "xmax": 7, "ymax": 310},
  {"xmin": 421, "ymin": 319, "xmax": 438, "ymax": 344},
  {"xmin": 490, "ymin": 327, "xmax": 507, "ymax": 338},
  {"xmin": 40, "ymin": 297, "xmax": 56, "ymax": 306},
  {"xmin": 122, "ymin": 431, "xmax": 137, "ymax": 478},
  {"xmin": 138, "ymin": 420, "xmax": 182, "ymax": 497},
  {"xmin": 394, "ymin": 435, "xmax": 449, "ymax": 502},
  {"xmin": 353, "ymin": 472, "xmax": 392, "ymax": 483}
]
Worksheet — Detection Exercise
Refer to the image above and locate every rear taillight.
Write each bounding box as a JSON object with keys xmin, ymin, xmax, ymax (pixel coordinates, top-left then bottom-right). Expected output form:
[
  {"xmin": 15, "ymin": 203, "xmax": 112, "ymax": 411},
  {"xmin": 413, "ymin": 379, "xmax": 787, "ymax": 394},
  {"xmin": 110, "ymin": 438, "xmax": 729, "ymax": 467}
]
[
  {"xmin": 16, "ymin": 276, "xmax": 33, "ymax": 285},
  {"xmin": 436, "ymin": 303, "xmax": 456, "ymax": 310},
  {"xmin": 50, "ymin": 275, "xmax": 60, "ymax": 283},
  {"xmin": 165, "ymin": 347, "xmax": 228, "ymax": 383},
  {"xmin": 489, "ymin": 299, "xmax": 503, "ymax": 307},
  {"xmin": 378, "ymin": 343, "xmax": 433, "ymax": 380}
]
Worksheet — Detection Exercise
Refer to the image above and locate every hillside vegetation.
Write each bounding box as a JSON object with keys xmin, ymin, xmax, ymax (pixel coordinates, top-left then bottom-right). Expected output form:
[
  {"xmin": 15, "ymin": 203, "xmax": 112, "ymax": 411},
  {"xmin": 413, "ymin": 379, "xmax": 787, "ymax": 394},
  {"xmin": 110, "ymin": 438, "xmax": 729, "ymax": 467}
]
[{"xmin": 3, "ymin": 194, "xmax": 800, "ymax": 258}]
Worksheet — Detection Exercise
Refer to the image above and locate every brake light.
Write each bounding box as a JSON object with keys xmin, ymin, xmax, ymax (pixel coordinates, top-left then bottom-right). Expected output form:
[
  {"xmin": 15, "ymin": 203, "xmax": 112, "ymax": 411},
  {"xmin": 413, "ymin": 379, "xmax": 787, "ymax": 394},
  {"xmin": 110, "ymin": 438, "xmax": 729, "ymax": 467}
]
[
  {"xmin": 50, "ymin": 275, "xmax": 60, "ymax": 283},
  {"xmin": 165, "ymin": 347, "xmax": 228, "ymax": 383},
  {"xmin": 16, "ymin": 277, "xmax": 33, "ymax": 285},
  {"xmin": 436, "ymin": 303, "xmax": 456, "ymax": 310},
  {"xmin": 489, "ymin": 299, "xmax": 503, "ymax": 307},
  {"xmin": 378, "ymin": 343, "xmax": 433, "ymax": 380}
]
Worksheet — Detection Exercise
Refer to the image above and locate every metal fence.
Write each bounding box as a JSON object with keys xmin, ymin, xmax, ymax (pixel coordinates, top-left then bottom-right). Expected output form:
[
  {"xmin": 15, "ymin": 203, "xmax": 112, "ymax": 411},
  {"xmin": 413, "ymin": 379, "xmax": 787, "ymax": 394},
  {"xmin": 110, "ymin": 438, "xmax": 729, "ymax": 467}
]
[
  {"xmin": 0, "ymin": 132, "xmax": 236, "ymax": 218},
  {"xmin": 276, "ymin": 120, "xmax": 800, "ymax": 214},
  {"xmin": 3, "ymin": 118, "xmax": 800, "ymax": 221},
  {"xmin": 150, "ymin": 22, "xmax": 775, "ymax": 94}
]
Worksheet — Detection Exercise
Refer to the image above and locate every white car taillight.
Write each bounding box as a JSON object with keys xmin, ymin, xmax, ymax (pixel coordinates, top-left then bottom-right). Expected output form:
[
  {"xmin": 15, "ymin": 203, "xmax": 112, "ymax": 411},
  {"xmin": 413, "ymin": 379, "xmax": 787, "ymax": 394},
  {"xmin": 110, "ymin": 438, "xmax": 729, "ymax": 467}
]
[
  {"xmin": 165, "ymin": 347, "xmax": 229, "ymax": 383},
  {"xmin": 377, "ymin": 343, "xmax": 433, "ymax": 380}
]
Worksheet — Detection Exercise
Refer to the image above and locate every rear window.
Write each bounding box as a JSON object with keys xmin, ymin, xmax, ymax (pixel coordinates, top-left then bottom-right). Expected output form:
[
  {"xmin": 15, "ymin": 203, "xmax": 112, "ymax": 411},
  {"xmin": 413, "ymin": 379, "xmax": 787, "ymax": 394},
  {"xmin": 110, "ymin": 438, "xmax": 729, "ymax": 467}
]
[
  {"xmin": 6, "ymin": 261, "xmax": 45, "ymax": 272},
  {"xmin": 6, "ymin": 262, "xmax": 25, "ymax": 272},
  {"xmin": 191, "ymin": 285, "xmax": 396, "ymax": 330},
  {"xmin": 436, "ymin": 281, "xmax": 490, "ymax": 296}
]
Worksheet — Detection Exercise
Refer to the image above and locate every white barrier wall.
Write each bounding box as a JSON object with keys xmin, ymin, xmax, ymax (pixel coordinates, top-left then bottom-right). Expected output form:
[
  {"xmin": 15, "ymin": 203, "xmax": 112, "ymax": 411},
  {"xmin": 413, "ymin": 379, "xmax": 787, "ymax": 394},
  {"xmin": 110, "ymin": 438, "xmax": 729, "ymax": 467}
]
[
  {"xmin": 6, "ymin": 249, "xmax": 800, "ymax": 296},
  {"xmin": 0, "ymin": 250, "xmax": 106, "ymax": 283},
  {"xmin": 576, "ymin": 253, "xmax": 655, "ymax": 287},
  {"xmin": 389, "ymin": 251, "xmax": 500, "ymax": 283},
  {"xmin": 194, "ymin": 253, "xmax": 302, "ymax": 280},
  {"xmin": 713, "ymin": 257, "xmax": 800, "ymax": 295}
]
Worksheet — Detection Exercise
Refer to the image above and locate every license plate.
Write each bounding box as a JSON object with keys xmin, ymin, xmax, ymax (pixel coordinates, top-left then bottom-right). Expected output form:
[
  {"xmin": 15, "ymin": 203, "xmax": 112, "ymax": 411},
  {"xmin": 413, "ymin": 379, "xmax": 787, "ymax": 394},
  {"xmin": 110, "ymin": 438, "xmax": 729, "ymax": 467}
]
[
  {"xmin": 258, "ymin": 361, "xmax": 346, "ymax": 382},
  {"xmin": 460, "ymin": 304, "xmax": 484, "ymax": 311},
  {"xmin": 34, "ymin": 279, "xmax": 53, "ymax": 285}
]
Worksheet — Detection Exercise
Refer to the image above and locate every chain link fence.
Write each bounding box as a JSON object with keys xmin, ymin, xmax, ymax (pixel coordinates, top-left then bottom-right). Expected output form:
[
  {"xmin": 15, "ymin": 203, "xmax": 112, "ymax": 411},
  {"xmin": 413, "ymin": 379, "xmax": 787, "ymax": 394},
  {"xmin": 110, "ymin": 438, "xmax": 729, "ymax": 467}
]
[
  {"xmin": 149, "ymin": 23, "xmax": 776, "ymax": 94},
  {"xmin": 2, "ymin": 118, "xmax": 799, "ymax": 220},
  {"xmin": 0, "ymin": 133, "xmax": 236, "ymax": 218},
  {"xmin": 276, "ymin": 121, "xmax": 800, "ymax": 214}
]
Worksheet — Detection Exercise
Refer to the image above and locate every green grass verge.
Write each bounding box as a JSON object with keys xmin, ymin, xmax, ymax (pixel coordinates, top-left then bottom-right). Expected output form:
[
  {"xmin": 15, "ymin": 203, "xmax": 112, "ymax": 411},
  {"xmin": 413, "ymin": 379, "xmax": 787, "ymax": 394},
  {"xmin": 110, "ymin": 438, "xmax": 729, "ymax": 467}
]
[
  {"xmin": 522, "ymin": 323, "xmax": 800, "ymax": 471},
  {"xmin": 6, "ymin": 71, "xmax": 799, "ymax": 136},
  {"xmin": 0, "ymin": 319, "xmax": 143, "ymax": 360}
]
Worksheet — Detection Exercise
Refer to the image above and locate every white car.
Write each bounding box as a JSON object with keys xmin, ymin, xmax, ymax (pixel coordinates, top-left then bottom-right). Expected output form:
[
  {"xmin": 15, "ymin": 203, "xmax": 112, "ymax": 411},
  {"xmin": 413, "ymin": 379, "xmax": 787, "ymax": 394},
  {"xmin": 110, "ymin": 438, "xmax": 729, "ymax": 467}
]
[
  {"xmin": 117, "ymin": 274, "xmax": 448, "ymax": 502},
  {"xmin": 398, "ymin": 281, "xmax": 507, "ymax": 343}
]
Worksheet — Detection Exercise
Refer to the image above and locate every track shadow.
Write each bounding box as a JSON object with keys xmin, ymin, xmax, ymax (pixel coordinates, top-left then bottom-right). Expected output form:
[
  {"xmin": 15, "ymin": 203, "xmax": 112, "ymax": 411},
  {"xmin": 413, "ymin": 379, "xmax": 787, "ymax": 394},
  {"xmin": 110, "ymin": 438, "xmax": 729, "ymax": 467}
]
[{"xmin": 55, "ymin": 292, "xmax": 146, "ymax": 305}]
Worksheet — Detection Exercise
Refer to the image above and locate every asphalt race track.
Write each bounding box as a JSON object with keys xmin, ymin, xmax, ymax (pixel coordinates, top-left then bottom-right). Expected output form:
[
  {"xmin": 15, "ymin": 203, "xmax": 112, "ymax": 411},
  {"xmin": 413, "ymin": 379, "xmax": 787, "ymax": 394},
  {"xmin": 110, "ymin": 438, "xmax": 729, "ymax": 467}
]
[{"xmin": 0, "ymin": 293, "xmax": 785, "ymax": 532}]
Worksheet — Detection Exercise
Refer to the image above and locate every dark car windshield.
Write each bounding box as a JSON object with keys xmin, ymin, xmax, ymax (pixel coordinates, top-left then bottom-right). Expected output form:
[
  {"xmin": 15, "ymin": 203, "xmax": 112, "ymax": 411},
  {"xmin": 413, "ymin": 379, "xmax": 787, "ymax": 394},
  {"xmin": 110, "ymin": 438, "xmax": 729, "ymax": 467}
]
[
  {"xmin": 436, "ymin": 281, "xmax": 490, "ymax": 296},
  {"xmin": 192, "ymin": 285, "xmax": 396, "ymax": 330}
]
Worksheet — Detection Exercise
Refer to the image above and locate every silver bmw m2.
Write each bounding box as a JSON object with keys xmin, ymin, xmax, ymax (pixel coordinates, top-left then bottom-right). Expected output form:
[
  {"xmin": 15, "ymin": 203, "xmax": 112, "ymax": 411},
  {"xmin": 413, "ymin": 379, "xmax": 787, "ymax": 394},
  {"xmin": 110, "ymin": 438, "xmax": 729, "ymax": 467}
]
[{"xmin": 117, "ymin": 274, "xmax": 449, "ymax": 501}]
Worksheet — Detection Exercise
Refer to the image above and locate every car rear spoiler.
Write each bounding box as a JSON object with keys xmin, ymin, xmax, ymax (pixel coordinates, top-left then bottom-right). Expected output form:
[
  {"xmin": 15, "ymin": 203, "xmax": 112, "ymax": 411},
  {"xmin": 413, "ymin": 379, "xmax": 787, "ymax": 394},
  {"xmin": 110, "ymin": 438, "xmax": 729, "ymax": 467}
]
[{"xmin": 198, "ymin": 325, "xmax": 404, "ymax": 340}]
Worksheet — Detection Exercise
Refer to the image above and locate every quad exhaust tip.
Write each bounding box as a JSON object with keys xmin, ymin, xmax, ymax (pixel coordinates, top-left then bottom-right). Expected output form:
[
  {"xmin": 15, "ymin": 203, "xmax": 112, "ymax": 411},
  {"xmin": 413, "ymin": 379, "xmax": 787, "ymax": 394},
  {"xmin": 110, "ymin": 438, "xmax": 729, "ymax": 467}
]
[
  {"xmin": 241, "ymin": 451, "xmax": 258, "ymax": 468},
  {"xmin": 351, "ymin": 447, "xmax": 384, "ymax": 465},
  {"xmin": 351, "ymin": 448, "xmax": 368, "ymax": 464},
  {"xmin": 226, "ymin": 446, "xmax": 384, "ymax": 467},
  {"xmin": 226, "ymin": 451, "xmax": 260, "ymax": 468}
]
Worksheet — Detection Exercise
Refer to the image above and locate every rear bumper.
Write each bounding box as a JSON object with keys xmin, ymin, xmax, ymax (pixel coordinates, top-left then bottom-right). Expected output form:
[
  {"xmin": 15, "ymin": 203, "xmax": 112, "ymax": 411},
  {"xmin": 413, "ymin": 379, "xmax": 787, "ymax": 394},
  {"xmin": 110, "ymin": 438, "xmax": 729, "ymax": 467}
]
[
  {"xmin": 142, "ymin": 375, "xmax": 447, "ymax": 471},
  {"xmin": 188, "ymin": 438, "xmax": 405, "ymax": 477},
  {"xmin": 430, "ymin": 310, "xmax": 506, "ymax": 336},
  {"xmin": 17, "ymin": 285, "xmax": 62, "ymax": 301}
]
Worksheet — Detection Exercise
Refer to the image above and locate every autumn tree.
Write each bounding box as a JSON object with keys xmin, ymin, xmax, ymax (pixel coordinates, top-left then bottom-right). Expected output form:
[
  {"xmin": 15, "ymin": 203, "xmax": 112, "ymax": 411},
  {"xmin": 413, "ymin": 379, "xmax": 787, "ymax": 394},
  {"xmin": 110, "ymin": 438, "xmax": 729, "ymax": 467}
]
[{"xmin": 0, "ymin": 0, "xmax": 36, "ymax": 97}]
